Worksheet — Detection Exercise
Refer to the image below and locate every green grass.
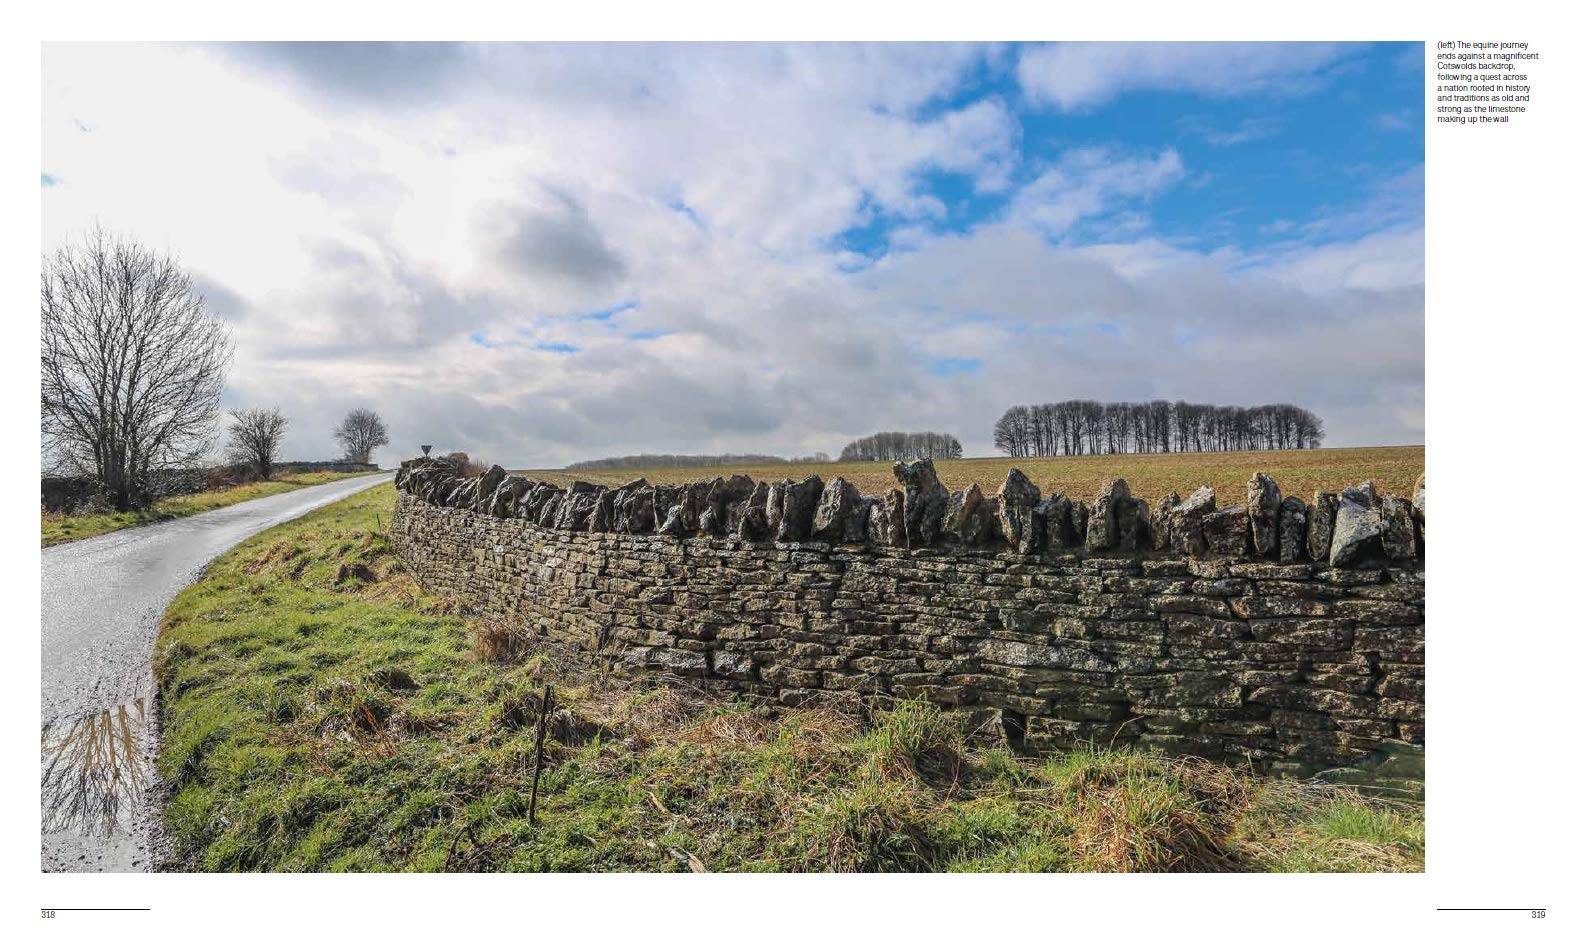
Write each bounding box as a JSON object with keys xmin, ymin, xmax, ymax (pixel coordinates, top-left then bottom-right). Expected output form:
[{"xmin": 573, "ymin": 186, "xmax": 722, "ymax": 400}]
[
  {"xmin": 154, "ymin": 482, "xmax": 1424, "ymax": 873},
  {"xmin": 41, "ymin": 470, "xmax": 371, "ymax": 547},
  {"xmin": 515, "ymin": 445, "xmax": 1424, "ymax": 504}
]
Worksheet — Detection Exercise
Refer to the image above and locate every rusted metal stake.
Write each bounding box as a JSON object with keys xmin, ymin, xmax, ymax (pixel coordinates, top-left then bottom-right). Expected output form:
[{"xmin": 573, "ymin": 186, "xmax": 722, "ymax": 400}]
[{"xmin": 528, "ymin": 684, "xmax": 553, "ymax": 825}]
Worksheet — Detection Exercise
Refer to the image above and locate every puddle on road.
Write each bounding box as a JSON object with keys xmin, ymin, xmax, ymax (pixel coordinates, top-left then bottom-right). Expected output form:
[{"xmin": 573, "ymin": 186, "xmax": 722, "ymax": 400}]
[{"xmin": 41, "ymin": 698, "xmax": 155, "ymax": 837}]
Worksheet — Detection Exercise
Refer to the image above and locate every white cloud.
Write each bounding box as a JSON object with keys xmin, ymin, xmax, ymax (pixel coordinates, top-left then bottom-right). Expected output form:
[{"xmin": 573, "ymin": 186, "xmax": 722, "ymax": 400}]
[
  {"xmin": 1008, "ymin": 148, "xmax": 1185, "ymax": 238},
  {"xmin": 1180, "ymin": 115, "xmax": 1284, "ymax": 147},
  {"xmin": 42, "ymin": 42, "xmax": 1423, "ymax": 467},
  {"xmin": 1018, "ymin": 42, "xmax": 1357, "ymax": 112}
]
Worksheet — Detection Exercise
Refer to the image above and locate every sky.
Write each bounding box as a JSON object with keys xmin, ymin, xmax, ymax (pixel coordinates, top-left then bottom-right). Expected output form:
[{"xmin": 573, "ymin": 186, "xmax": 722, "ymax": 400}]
[{"xmin": 41, "ymin": 42, "xmax": 1425, "ymax": 467}]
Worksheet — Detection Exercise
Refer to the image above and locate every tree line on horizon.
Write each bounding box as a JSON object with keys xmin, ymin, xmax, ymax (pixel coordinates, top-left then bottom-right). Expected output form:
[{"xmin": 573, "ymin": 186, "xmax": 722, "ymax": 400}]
[
  {"xmin": 993, "ymin": 400, "xmax": 1325, "ymax": 457},
  {"xmin": 564, "ymin": 431, "xmax": 969, "ymax": 471},
  {"xmin": 838, "ymin": 431, "xmax": 964, "ymax": 462},
  {"xmin": 567, "ymin": 451, "xmax": 834, "ymax": 471},
  {"xmin": 561, "ymin": 401, "xmax": 1324, "ymax": 472}
]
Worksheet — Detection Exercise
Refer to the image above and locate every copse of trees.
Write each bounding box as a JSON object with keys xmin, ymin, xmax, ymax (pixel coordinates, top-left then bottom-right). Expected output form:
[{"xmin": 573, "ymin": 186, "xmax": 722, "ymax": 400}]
[
  {"xmin": 838, "ymin": 431, "xmax": 963, "ymax": 462},
  {"xmin": 993, "ymin": 400, "xmax": 1324, "ymax": 457},
  {"xmin": 40, "ymin": 228, "xmax": 233, "ymax": 510}
]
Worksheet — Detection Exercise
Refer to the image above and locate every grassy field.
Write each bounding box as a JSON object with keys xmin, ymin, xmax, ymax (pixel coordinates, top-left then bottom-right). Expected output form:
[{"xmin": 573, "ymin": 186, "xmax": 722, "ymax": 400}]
[
  {"xmin": 516, "ymin": 446, "xmax": 1424, "ymax": 503},
  {"xmin": 41, "ymin": 470, "xmax": 371, "ymax": 547},
  {"xmin": 154, "ymin": 482, "xmax": 1423, "ymax": 872}
]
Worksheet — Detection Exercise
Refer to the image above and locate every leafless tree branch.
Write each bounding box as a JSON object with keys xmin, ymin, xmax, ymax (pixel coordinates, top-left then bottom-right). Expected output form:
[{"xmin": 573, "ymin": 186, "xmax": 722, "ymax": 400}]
[
  {"xmin": 227, "ymin": 407, "xmax": 289, "ymax": 480},
  {"xmin": 41, "ymin": 227, "xmax": 233, "ymax": 509}
]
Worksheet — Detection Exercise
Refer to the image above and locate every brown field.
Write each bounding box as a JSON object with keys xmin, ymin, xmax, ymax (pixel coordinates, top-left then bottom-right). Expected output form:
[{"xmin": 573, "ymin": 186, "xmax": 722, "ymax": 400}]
[{"xmin": 514, "ymin": 445, "xmax": 1424, "ymax": 504}]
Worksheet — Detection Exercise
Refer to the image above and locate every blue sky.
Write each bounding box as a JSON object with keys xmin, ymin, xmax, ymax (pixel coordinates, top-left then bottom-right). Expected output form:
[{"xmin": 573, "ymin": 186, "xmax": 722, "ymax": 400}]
[
  {"xmin": 43, "ymin": 42, "xmax": 1424, "ymax": 464},
  {"xmin": 841, "ymin": 43, "xmax": 1422, "ymax": 259}
]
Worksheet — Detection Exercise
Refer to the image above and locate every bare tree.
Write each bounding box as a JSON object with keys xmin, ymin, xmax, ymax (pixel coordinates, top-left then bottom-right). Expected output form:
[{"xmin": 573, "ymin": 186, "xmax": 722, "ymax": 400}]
[
  {"xmin": 333, "ymin": 408, "xmax": 390, "ymax": 465},
  {"xmin": 41, "ymin": 228, "xmax": 233, "ymax": 510},
  {"xmin": 994, "ymin": 407, "xmax": 1031, "ymax": 457},
  {"xmin": 227, "ymin": 408, "xmax": 289, "ymax": 480}
]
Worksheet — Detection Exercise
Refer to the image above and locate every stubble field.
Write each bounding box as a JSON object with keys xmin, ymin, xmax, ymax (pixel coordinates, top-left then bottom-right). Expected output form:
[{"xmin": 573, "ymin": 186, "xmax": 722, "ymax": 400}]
[{"xmin": 514, "ymin": 446, "xmax": 1424, "ymax": 504}]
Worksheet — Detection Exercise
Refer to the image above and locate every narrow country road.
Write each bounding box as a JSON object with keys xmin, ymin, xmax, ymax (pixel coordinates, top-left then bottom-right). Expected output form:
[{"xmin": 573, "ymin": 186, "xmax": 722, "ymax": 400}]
[{"xmin": 41, "ymin": 472, "xmax": 392, "ymax": 872}]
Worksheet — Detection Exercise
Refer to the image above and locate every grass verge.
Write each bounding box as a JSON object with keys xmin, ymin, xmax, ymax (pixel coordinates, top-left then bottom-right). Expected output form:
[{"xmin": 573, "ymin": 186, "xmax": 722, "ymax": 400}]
[
  {"xmin": 42, "ymin": 470, "xmax": 371, "ymax": 547},
  {"xmin": 154, "ymin": 482, "xmax": 1424, "ymax": 872}
]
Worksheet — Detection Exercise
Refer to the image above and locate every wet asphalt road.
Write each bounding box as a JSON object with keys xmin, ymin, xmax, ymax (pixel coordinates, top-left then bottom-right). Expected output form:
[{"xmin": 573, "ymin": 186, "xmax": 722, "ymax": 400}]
[{"xmin": 41, "ymin": 472, "xmax": 391, "ymax": 872}]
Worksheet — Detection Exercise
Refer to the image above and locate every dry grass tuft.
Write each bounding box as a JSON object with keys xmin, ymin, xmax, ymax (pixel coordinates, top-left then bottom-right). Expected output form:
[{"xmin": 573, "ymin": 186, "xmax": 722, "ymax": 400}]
[
  {"xmin": 355, "ymin": 573, "xmax": 425, "ymax": 610},
  {"xmin": 1051, "ymin": 752, "xmax": 1248, "ymax": 872},
  {"xmin": 793, "ymin": 781, "xmax": 937, "ymax": 872},
  {"xmin": 677, "ymin": 708, "xmax": 778, "ymax": 748},
  {"xmin": 856, "ymin": 699, "xmax": 966, "ymax": 785},
  {"xmin": 1234, "ymin": 782, "xmax": 1425, "ymax": 873},
  {"xmin": 470, "ymin": 618, "xmax": 528, "ymax": 664},
  {"xmin": 610, "ymin": 685, "xmax": 715, "ymax": 743},
  {"xmin": 545, "ymin": 707, "xmax": 609, "ymax": 746},
  {"xmin": 247, "ymin": 540, "xmax": 307, "ymax": 577}
]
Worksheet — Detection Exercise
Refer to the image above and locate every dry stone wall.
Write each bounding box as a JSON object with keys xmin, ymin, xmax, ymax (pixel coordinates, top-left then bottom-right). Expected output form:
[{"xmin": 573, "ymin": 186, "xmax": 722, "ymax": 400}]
[{"xmin": 391, "ymin": 456, "xmax": 1425, "ymax": 770}]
